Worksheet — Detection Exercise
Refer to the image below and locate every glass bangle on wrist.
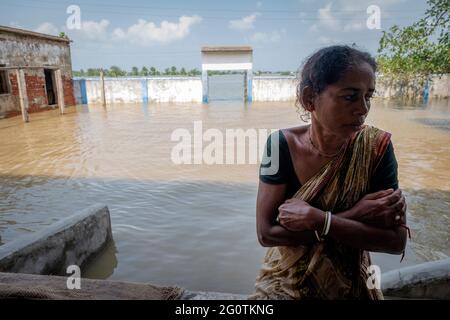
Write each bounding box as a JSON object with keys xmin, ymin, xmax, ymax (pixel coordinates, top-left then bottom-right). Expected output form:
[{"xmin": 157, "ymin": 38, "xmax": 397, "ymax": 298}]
[{"xmin": 315, "ymin": 210, "xmax": 332, "ymax": 242}]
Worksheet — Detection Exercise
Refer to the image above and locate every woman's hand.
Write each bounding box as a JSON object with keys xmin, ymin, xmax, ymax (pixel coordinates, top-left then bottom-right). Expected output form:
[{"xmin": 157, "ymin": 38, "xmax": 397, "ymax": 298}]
[
  {"xmin": 347, "ymin": 188, "xmax": 407, "ymax": 228},
  {"xmin": 277, "ymin": 198, "xmax": 324, "ymax": 232}
]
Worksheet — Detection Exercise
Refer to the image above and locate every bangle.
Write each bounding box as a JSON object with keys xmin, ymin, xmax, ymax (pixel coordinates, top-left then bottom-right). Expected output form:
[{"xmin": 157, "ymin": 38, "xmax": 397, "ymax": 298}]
[
  {"xmin": 322, "ymin": 211, "xmax": 332, "ymax": 236},
  {"xmin": 314, "ymin": 230, "xmax": 324, "ymax": 242},
  {"xmin": 320, "ymin": 210, "xmax": 328, "ymax": 236}
]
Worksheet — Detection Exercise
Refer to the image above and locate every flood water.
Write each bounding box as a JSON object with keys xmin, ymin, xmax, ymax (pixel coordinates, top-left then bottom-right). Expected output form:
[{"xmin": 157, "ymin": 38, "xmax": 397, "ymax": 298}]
[{"xmin": 0, "ymin": 83, "xmax": 449, "ymax": 294}]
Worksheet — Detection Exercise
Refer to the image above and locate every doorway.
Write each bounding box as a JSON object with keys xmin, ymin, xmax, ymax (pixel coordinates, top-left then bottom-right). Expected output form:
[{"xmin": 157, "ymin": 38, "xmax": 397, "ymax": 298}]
[
  {"xmin": 208, "ymin": 71, "xmax": 245, "ymax": 101},
  {"xmin": 44, "ymin": 69, "xmax": 57, "ymax": 105}
]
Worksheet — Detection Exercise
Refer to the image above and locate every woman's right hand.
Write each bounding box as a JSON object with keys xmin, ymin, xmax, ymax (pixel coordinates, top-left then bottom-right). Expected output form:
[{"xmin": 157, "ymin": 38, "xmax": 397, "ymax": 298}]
[{"xmin": 347, "ymin": 188, "xmax": 406, "ymax": 228}]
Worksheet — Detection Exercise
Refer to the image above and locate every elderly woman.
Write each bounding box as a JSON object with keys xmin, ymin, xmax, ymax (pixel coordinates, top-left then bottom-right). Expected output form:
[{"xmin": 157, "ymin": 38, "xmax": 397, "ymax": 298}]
[{"xmin": 250, "ymin": 45, "xmax": 409, "ymax": 300}]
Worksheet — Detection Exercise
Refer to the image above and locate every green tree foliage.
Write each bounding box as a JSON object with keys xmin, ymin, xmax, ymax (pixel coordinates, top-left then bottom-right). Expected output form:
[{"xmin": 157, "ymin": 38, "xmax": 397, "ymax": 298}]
[
  {"xmin": 86, "ymin": 68, "xmax": 101, "ymax": 76},
  {"xmin": 377, "ymin": 0, "xmax": 449, "ymax": 97},
  {"xmin": 140, "ymin": 67, "xmax": 149, "ymax": 76},
  {"xmin": 108, "ymin": 66, "xmax": 127, "ymax": 77},
  {"xmin": 130, "ymin": 66, "xmax": 139, "ymax": 76},
  {"xmin": 72, "ymin": 66, "xmax": 244, "ymax": 77}
]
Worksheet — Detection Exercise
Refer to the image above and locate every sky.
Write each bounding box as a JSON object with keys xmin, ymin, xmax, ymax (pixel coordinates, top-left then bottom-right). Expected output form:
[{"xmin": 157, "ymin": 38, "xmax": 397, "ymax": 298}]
[{"xmin": 1, "ymin": 0, "xmax": 430, "ymax": 71}]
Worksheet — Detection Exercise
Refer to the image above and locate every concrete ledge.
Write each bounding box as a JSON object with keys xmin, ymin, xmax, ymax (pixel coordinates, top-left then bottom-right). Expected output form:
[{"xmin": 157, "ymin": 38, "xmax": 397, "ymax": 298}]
[
  {"xmin": 183, "ymin": 259, "xmax": 450, "ymax": 300},
  {"xmin": 381, "ymin": 258, "xmax": 450, "ymax": 299},
  {"xmin": 0, "ymin": 272, "xmax": 183, "ymax": 300},
  {"xmin": 0, "ymin": 204, "xmax": 112, "ymax": 275},
  {"xmin": 180, "ymin": 290, "xmax": 248, "ymax": 300}
]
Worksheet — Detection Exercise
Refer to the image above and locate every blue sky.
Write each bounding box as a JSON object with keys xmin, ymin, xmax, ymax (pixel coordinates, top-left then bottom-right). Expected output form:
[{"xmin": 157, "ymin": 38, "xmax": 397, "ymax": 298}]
[{"xmin": 1, "ymin": 0, "xmax": 429, "ymax": 71}]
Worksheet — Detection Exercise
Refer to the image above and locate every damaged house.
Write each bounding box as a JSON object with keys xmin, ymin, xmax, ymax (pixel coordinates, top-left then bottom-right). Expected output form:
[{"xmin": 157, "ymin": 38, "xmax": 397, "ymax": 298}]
[{"xmin": 0, "ymin": 25, "xmax": 75, "ymax": 120}]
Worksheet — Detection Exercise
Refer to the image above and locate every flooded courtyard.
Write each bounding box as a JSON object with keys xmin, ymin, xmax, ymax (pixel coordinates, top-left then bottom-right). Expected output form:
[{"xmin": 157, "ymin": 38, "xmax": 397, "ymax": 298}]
[{"xmin": 0, "ymin": 97, "xmax": 449, "ymax": 294}]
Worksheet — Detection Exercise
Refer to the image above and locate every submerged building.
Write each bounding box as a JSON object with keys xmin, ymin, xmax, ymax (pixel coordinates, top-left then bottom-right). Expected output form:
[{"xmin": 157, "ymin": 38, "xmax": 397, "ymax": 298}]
[{"xmin": 0, "ymin": 25, "xmax": 75, "ymax": 120}]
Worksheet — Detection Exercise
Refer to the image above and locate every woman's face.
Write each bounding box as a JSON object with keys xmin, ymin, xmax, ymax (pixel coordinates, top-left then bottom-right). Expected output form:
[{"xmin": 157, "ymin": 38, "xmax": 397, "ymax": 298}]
[{"xmin": 312, "ymin": 61, "xmax": 375, "ymax": 137}]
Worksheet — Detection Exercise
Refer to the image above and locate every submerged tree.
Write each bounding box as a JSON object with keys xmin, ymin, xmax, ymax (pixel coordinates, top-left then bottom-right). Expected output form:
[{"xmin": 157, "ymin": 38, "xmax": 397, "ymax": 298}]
[{"xmin": 377, "ymin": 0, "xmax": 449, "ymax": 99}]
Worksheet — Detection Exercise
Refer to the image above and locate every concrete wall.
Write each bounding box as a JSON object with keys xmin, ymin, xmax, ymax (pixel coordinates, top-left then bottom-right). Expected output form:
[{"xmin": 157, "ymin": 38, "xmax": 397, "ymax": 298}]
[
  {"xmin": 375, "ymin": 74, "xmax": 450, "ymax": 99},
  {"xmin": 0, "ymin": 26, "xmax": 75, "ymax": 118},
  {"xmin": 0, "ymin": 204, "xmax": 112, "ymax": 276},
  {"xmin": 73, "ymin": 77, "xmax": 203, "ymax": 104},
  {"xmin": 71, "ymin": 73, "xmax": 449, "ymax": 106},
  {"xmin": 252, "ymin": 76, "xmax": 297, "ymax": 102},
  {"xmin": 252, "ymin": 75, "xmax": 450, "ymax": 102},
  {"xmin": 381, "ymin": 258, "xmax": 450, "ymax": 299},
  {"xmin": 428, "ymin": 74, "xmax": 450, "ymax": 99}
]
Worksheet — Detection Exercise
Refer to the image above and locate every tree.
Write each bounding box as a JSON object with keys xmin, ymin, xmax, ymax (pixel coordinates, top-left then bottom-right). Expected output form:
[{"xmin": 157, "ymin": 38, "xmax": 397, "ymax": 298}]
[
  {"xmin": 86, "ymin": 68, "xmax": 101, "ymax": 76},
  {"xmin": 140, "ymin": 66, "xmax": 149, "ymax": 76},
  {"xmin": 130, "ymin": 66, "xmax": 139, "ymax": 76},
  {"xmin": 377, "ymin": 0, "xmax": 449, "ymax": 98},
  {"xmin": 170, "ymin": 66, "xmax": 177, "ymax": 75},
  {"xmin": 180, "ymin": 67, "xmax": 187, "ymax": 76},
  {"xmin": 109, "ymin": 66, "xmax": 126, "ymax": 77},
  {"xmin": 189, "ymin": 68, "xmax": 201, "ymax": 76}
]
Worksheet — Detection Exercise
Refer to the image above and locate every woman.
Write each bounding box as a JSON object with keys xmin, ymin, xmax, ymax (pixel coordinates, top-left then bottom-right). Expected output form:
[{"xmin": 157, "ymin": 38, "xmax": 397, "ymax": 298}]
[{"xmin": 250, "ymin": 45, "xmax": 409, "ymax": 300}]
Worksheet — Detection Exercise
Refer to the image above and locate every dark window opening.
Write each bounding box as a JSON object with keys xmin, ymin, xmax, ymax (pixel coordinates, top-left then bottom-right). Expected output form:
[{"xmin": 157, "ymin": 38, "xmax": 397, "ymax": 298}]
[
  {"xmin": 0, "ymin": 67, "xmax": 10, "ymax": 94},
  {"xmin": 44, "ymin": 69, "xmax": 58, "ymax": 105}
]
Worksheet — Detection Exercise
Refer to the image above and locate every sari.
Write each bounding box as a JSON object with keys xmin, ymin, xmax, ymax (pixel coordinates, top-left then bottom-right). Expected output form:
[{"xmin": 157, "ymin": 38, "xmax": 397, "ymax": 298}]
[{"xmin": 249, "ymin": 124, "xmax": 392, "ymax": 300}]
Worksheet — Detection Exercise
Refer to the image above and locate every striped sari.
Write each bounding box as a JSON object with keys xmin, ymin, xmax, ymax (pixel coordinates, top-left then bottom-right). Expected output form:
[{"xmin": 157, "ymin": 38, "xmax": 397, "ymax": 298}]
[{"xmin": 249, "ymin": 125, "xmax": 391, "ymax": 300}]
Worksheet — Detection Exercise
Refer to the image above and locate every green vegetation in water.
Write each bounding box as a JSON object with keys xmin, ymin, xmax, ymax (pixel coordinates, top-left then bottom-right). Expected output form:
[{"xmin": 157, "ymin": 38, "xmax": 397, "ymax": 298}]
[{"xmin": 377, "ymin": 0, "xmax": 449, "ymax": 99}]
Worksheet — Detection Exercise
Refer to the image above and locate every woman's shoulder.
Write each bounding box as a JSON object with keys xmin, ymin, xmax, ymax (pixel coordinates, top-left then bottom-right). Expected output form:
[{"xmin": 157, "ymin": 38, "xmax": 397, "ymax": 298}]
[{"xmin": 280, "ymin": 125, "xmax": 309, "ymax": 143}]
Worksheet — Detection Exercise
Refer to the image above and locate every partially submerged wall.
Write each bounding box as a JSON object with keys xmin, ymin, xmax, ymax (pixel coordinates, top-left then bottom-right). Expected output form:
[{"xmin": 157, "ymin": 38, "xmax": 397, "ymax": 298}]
[
  {"xmin": 72, "ymin": 74, "xmax": 449, "ymax": 105},
  {"xmin": 375, "ymin": 74, "xmax": 450, "ymax": 99},
  {"xmin": 0, "ymin": 204, "xmax": 112, "ymax": 275},
  {"xmin": 252, "ymin": 76, "xmax": 297, "ymax": 102},
  {"xmin": 74, "ymin": 77, "xmax": 203, "ymax": 104}
]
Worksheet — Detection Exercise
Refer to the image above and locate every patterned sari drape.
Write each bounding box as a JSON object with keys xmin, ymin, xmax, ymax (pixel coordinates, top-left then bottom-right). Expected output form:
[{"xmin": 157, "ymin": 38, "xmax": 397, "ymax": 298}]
[{"xmin": 250, "ymin": 125, "xmax": 391, "ymax": 300}]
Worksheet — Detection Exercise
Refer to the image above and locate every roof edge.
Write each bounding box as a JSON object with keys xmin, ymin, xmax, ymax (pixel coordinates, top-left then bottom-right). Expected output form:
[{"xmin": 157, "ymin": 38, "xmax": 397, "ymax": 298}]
[{"xmin": 0, "ymin": 25, "xmax": 71, "ymax": 43}]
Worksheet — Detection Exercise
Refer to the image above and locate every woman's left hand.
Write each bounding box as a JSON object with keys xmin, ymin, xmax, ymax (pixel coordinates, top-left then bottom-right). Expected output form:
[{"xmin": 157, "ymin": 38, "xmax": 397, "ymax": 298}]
[{"xmin": 277, "ymin": 198, "xmax": 323, "ymax": 232}]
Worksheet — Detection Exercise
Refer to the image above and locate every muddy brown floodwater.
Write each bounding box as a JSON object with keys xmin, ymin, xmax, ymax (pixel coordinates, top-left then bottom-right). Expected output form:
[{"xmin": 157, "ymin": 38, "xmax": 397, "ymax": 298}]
[{"xmin": 0, "ymin": 96, "xmax": 449, "ymax": 294}]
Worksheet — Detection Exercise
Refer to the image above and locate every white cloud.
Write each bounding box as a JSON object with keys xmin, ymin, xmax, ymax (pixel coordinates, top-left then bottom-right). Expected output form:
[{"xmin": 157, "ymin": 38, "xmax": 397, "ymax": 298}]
[
  {"xmin": 250, "ymin": 29, "xmax": 286, "ymax": 43},
  {"xmin": 79, "ymin": 19, "xmax": 110, "ymax": 39},
  {"xmin": 35, "ymin": 22, "xmax": 59, "ymax": 35},
  {"xmin": 309, "ymin": 2, "xmax": 367, "ymax": 32},
  {"xmin": 229, "ymin": 13, "xmax": 258, "ymax": 31},
  {"xmin": 113, "ymin": 15, "xmax": 202, "ymax": 45}
]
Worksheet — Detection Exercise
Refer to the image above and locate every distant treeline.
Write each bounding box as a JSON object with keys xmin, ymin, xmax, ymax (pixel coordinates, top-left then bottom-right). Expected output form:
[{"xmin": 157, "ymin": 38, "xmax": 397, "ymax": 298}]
[
  {"xmin": 72, "ymin": 66, "xmax": 295, "ymax": 77},
  {"xmin": 73, "ymin": 66, "xmax": 201, "ymax": 77}
]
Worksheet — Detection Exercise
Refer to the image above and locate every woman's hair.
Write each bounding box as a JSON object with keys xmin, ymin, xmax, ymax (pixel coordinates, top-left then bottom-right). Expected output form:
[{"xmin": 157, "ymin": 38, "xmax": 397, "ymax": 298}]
[{"xmin": 296, "ymin": 45, "xmax": 377, "ymax": 121}]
